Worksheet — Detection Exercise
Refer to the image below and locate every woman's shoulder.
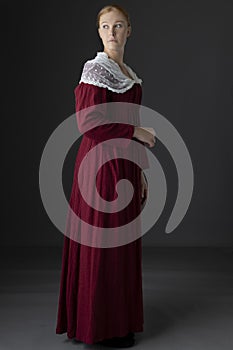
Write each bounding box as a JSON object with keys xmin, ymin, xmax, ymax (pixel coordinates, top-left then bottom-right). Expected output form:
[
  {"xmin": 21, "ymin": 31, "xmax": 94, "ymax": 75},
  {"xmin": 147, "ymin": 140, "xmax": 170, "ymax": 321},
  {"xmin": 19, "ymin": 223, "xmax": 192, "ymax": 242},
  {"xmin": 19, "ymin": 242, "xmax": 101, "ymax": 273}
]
[
  {"xmin": 75, "ymin": 51, "xmax": 142, "ymax": 94},
  {"xmin": 73, "ymin": 82, "xmax": 109, "ymax": 106}
]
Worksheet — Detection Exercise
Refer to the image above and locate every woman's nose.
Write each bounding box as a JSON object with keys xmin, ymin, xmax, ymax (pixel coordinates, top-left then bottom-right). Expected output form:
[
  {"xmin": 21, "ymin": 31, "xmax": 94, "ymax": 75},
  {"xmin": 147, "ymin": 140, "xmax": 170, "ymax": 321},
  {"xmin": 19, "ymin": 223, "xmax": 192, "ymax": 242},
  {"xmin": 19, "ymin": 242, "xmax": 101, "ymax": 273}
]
[{"xmin": 109, "ymin": 27, "xmax": 115, "ymax": 35}]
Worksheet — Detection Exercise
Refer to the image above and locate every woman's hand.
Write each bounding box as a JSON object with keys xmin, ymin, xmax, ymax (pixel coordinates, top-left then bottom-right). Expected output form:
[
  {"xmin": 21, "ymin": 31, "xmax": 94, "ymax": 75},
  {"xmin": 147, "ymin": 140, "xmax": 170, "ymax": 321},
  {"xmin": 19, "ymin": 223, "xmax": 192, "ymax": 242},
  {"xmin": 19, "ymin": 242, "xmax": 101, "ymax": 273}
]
[
  {"xmin": 141, "ymin": 171, "xmax": 148, "ymax": 204},
  {"xmin": 133, "ymin": 127, "xmax": 156, "ymax": 148}
]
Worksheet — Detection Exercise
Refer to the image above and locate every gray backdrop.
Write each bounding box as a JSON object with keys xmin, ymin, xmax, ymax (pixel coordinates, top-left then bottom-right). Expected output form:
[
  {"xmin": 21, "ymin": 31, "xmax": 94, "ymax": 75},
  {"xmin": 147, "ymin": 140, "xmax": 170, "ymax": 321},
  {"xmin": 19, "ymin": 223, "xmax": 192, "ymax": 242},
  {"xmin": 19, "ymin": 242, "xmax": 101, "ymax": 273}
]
[{"xmin": 3, "ymin": 0, "xmax": 233, "ymax": 247}]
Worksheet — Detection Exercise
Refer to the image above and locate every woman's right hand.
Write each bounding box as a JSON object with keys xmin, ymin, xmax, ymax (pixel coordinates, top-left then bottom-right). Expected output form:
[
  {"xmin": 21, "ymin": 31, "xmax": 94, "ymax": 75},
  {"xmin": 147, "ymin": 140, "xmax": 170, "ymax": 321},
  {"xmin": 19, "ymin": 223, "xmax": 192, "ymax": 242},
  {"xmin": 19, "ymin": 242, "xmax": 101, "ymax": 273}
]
[{"xmin": 133, "ymin": 127, "xmax": 156, "ymax": 148}]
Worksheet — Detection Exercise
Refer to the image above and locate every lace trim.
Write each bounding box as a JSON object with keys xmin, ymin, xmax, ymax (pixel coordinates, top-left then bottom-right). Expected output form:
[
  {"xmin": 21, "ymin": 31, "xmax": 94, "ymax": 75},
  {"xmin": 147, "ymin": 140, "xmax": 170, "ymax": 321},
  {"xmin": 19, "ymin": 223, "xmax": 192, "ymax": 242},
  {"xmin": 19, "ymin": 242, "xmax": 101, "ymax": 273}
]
[{"xmin": 79, "ymin": 51, "xmax": 143, "ymax": 94}]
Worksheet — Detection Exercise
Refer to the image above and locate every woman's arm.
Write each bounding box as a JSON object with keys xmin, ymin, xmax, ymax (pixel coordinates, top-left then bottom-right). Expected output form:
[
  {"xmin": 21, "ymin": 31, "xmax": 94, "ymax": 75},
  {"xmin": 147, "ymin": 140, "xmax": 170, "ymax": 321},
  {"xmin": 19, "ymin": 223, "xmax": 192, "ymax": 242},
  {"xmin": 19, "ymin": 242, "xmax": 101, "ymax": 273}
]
[{"xmin": 74, "ymin": 83, "xmax": 135, "ymax": 147}]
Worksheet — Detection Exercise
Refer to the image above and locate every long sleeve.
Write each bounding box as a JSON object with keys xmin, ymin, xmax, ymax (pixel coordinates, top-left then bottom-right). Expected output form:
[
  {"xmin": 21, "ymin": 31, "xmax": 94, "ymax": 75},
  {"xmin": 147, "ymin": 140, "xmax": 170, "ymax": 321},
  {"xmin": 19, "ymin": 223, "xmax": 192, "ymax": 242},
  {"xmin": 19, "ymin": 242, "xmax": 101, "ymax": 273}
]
[{"xmin": 74, "ymin": 82, "xmax": 135, "ymax": 147}]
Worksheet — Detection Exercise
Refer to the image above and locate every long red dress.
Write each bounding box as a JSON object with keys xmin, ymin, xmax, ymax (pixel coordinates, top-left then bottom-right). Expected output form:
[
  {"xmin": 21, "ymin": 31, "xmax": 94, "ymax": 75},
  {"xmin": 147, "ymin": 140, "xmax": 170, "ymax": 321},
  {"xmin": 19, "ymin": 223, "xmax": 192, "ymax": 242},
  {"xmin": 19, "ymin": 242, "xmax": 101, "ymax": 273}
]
[{"xmin": 55, "ymin": 81, "xmax": 149, "ymax": 344}]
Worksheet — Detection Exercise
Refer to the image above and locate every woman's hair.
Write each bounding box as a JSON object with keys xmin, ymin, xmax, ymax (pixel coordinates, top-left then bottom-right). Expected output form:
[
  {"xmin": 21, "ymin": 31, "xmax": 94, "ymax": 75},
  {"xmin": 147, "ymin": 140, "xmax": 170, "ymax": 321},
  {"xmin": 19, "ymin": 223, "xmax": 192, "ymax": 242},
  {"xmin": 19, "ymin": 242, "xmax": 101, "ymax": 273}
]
[{"xmin": 96, "ymin": 4, "xmax": 131, "ymax": 28}]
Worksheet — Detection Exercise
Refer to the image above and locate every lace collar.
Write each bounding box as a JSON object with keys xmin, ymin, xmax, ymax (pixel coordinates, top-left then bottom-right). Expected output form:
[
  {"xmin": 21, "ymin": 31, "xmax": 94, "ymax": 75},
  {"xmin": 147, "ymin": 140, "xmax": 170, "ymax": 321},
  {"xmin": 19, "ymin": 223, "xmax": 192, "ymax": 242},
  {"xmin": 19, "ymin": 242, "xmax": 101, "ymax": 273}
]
[{"xmin": 79, "ymin": 51, "xmax": 143, "ymax": 93}]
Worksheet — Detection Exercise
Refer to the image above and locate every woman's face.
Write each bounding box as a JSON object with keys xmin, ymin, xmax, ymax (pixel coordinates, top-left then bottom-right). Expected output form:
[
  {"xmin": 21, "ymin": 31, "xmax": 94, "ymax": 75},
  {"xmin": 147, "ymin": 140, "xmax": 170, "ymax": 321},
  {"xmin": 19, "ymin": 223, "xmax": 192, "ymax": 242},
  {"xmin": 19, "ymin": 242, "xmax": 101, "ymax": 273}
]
[{"xmin": 98, "ymin": 8, "xmax": 131, "ymax": 53}]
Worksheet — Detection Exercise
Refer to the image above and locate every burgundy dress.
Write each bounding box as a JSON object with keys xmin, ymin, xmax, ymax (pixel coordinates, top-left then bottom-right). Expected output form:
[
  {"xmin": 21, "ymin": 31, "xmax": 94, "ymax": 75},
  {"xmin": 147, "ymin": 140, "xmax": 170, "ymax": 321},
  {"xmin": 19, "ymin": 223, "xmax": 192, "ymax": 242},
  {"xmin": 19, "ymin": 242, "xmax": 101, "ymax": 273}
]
[{"xmin": 55, "ymin": 81, "xmax": 149, "ymax": 344}]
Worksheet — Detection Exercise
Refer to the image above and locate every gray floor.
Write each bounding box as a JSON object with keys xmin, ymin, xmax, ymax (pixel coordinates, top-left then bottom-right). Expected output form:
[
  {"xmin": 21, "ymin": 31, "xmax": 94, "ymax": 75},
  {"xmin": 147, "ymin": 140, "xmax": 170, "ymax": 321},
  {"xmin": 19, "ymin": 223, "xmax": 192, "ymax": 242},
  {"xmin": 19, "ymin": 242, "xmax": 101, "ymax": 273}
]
[{"xmin": 0, "ymin": 246, "xmax": 233, "ymax": 350}]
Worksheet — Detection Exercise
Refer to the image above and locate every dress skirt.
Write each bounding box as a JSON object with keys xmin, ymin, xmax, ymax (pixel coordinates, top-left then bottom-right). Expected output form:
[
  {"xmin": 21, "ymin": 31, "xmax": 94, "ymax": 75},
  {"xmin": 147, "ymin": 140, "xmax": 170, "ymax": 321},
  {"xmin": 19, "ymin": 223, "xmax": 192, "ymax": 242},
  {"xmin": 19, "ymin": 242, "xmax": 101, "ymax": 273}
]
[{"xmin": 55, "ymin": 82, "xmax": 149, "ymax": 344}]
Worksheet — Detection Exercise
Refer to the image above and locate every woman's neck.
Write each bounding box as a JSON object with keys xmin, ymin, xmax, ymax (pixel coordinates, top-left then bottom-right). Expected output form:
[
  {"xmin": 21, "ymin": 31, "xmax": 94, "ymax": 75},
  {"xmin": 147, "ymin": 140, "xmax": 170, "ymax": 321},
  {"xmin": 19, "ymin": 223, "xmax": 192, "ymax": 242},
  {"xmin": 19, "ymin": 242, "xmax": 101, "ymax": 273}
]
[{"xmin": 103, "ymin": 48, "xmax": 124, "ymax": 67}]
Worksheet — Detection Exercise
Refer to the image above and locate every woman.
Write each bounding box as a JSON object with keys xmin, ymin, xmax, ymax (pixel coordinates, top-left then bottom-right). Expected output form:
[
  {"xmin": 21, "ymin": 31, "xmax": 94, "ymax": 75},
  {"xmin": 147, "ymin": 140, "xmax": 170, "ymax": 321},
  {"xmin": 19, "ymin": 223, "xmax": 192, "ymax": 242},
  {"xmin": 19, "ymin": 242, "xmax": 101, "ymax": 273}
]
[{"xmin": 55, "ymin": 4, "xmax": 155, "ymax": 348}]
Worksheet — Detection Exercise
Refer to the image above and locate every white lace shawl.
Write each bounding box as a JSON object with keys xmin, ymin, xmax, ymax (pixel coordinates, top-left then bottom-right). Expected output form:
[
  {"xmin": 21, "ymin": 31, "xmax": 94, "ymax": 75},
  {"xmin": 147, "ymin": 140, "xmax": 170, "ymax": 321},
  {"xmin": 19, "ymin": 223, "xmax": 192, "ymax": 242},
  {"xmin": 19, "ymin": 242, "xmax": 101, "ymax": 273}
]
[{"xmin": 79, "ymin": 51, "xmax": 143, "ymax": 93}]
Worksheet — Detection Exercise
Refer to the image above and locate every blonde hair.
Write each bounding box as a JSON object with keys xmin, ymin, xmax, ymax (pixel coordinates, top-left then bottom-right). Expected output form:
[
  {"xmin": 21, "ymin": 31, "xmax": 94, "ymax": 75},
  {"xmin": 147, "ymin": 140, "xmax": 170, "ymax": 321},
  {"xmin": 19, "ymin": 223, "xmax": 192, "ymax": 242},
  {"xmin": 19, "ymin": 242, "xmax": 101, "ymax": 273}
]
[{"xmin": 96, "ymin": 4, "xmax": 131, "ymax": 28}]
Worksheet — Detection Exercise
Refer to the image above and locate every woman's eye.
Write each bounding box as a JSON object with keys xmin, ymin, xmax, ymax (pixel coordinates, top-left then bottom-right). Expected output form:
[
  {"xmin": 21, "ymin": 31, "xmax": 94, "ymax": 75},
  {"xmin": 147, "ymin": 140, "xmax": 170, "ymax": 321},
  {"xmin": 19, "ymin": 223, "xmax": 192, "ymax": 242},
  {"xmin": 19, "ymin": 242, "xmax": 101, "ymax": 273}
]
[{"xmin": 102, "ymin": 23, "xmax": 122, "ymax": 29}]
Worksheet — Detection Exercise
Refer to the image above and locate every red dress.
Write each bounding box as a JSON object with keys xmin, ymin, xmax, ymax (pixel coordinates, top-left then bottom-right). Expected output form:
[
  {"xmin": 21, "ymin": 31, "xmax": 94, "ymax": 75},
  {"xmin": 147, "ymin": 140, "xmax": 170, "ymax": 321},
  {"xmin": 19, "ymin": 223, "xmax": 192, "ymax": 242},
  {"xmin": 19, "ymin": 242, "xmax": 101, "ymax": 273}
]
[{"xmin": 55, "ymin": 81, "xmax": 149, "ymax": 344}]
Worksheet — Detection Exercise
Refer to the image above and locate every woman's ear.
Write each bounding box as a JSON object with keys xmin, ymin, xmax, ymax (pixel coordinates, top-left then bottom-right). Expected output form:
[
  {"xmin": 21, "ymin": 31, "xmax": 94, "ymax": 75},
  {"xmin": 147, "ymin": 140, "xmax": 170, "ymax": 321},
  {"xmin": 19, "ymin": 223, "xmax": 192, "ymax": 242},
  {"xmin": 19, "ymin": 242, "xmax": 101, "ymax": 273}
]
[{"xmin": 127, "ymin": 25, "xmax": 132, "ymax": 38}]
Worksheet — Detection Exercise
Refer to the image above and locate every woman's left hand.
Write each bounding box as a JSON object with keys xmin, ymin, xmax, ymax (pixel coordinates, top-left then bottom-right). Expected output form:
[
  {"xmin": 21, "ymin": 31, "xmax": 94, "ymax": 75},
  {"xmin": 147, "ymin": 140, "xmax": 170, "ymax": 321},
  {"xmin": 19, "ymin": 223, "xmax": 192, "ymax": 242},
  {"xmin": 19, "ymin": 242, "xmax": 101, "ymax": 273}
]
[{"xmin": 141, "ymin": 171, "xmax": 148, "ymax": 204}]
